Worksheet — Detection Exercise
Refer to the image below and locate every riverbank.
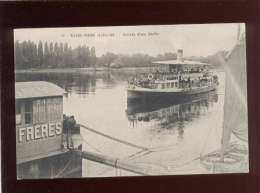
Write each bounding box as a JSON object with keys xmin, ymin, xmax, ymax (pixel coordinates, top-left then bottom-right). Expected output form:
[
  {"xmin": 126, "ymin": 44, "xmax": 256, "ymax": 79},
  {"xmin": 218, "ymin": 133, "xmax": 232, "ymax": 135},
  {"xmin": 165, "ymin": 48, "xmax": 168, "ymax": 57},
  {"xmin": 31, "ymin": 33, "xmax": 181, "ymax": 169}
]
[
  {"xmin": 15, "ymin": 66, "xmax": 224, "ymax": 74},
  {"xmin": 15, "ymin": 67, "xmax": 105, "ymax": 73},
  {"xmin": 15, "ymin": 67, "xmax": 153, "ymax": 74}
]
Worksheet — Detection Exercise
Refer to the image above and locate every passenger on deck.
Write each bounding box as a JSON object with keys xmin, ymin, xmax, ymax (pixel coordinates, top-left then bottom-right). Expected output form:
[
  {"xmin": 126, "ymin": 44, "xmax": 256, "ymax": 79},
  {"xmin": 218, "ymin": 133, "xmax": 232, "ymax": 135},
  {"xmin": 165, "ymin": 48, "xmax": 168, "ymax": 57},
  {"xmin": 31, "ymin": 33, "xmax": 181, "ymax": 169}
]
[
  {"xmin": 62, "ymin": 114, "xmax": 69, "ymax": 149},
  {"xmin": 188, "ymin": 77, "xmax": 191, "ymax": 88},
  {"xmin": 63, "ymin": 115, "xmax": 76, "ymax": 149}
]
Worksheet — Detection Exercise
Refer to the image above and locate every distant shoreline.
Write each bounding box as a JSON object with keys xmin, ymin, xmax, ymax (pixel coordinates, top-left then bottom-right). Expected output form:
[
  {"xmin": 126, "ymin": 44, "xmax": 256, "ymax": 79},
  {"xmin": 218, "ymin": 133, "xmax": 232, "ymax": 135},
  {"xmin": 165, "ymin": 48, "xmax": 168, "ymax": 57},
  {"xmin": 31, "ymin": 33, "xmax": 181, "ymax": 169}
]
[
  {"xmin": 15, "ymin": 67, "xmax": 105, "ymax": 73},
  {"xmin": 15, "ymin": 67, "xmax": 152, "ymax": 73},
  {"xmin": 15, "ymin": 66, "xmax": 224, "ymax": 74}
]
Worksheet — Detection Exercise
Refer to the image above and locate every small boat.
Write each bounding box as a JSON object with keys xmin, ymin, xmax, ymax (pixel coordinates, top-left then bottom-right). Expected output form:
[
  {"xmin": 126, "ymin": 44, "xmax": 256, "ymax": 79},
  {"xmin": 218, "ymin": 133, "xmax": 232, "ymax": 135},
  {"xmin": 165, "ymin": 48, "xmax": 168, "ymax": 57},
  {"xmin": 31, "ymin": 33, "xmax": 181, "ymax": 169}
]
[{"xmin": 127, "ymin": 49, "xmax": 219, "ymax": 101}]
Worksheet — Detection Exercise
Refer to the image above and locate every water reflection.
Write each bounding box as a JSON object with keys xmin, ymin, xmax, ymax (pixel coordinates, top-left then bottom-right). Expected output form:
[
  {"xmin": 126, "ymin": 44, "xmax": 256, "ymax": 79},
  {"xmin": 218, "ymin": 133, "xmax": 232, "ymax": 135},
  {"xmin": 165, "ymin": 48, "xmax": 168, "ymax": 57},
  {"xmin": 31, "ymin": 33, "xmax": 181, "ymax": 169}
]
[
  {"xmin": 16, "ymin": 72, "xmax": 99, "ymax": 96},
  {"xmin": 15, "ymin": 70, "xmax": 143, "ymax": 95},
  {"xmin": 126, "ymin": 91, "xmax": 218, "ymax": 139}
]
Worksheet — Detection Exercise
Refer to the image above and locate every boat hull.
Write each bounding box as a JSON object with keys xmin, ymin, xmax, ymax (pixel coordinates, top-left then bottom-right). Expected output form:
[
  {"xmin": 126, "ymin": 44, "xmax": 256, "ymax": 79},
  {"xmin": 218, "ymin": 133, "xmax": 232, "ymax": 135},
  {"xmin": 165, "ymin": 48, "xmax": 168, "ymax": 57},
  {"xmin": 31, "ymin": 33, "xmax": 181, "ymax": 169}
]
[
  {"xmin": 126, "ymin": 90, "xmax": 218, "ymax": 116},
  {"xmin": 17, "ymin": 150, "xmax": 82, "ymax": 179},
  {"xmin": 127, "ymin": 85, "xmax": 217, "ymax": 102},
  {"xmin": 200, "ymin": 143, "xmax": 248, "ymax": 173}
]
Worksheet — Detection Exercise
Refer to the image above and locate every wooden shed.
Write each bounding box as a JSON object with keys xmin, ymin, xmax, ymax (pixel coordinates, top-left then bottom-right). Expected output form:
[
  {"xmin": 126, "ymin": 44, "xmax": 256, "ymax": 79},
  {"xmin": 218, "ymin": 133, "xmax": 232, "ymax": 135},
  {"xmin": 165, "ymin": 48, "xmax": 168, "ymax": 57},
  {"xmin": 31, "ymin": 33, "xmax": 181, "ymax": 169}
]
[{"xmin": 15, "ymin": 81, "xmax": 66, "ymax": 164}]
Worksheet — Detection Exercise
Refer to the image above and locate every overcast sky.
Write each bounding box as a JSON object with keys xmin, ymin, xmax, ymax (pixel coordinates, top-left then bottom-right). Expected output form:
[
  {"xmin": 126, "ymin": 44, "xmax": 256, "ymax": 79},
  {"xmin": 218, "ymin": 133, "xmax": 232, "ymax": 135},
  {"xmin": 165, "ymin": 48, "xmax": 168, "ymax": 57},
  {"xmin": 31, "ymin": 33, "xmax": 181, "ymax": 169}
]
[{"xmin": 14, "ymin": 23, "xmax": 245, "ymax": 57}]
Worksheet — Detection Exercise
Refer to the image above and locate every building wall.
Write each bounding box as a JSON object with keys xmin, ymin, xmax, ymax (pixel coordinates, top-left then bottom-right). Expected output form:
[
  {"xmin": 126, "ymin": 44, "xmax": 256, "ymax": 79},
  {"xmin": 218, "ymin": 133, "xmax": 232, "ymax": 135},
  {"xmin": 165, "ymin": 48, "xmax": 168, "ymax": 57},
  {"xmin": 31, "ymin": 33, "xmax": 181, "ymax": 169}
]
[{"xmin": 16, "ymin": 96, "xmax": 63, "ymax": 163}]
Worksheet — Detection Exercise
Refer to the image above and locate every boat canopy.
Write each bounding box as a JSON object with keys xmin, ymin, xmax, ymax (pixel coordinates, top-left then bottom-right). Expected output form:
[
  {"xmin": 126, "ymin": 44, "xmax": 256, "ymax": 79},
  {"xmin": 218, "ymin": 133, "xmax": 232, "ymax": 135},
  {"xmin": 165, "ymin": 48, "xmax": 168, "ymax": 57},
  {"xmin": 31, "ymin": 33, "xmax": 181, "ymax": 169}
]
[
  {"xmin": 15, "ymin": 81, "xmax": 66, "ymax": 99},
  {"xmin": 152, "ymin": 59, "xmax": 210, "ymax": 66}
]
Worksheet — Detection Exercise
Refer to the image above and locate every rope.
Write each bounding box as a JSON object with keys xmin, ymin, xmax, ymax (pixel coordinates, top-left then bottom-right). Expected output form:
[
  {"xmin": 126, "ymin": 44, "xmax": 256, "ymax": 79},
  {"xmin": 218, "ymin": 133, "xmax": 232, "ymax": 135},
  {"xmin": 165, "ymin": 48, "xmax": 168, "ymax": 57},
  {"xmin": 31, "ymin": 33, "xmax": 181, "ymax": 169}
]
[
  {"xmin": 82, "ymin": 138, "xmax": 103, "ymax": 153},
  {"xmin": 79, "ymin": 124, "xmax": 223, "ymax": 174},
  {"xmin": 127, "ymin": 149, "xmax": 151, "ymax": 159},
  {"xmin": 80, "ymin": 124, "xmax": 149, "ymax": 151}
]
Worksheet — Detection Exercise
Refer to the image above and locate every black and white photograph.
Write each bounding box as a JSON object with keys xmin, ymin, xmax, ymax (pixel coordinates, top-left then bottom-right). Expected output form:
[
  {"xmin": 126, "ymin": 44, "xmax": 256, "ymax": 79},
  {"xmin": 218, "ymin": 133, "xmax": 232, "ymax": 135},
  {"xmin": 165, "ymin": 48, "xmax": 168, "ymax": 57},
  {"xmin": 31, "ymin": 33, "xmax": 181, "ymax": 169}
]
[{"xmin": 14, "ymin": 23, "xmax": 248, "ymax": 179}]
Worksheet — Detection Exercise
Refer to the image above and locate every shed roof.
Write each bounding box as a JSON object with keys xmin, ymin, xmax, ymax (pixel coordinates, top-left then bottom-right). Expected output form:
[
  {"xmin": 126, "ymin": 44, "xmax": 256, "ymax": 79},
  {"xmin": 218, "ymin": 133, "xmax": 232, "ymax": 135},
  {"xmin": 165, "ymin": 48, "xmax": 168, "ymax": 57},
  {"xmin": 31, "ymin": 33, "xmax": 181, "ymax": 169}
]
[
  {"xmin": 152, "ymin": 59, "xmax": 210, "ymax": 66},
  {"xmin": 15, "ymin": 81, "xmax": 65, "ymax": 99}
]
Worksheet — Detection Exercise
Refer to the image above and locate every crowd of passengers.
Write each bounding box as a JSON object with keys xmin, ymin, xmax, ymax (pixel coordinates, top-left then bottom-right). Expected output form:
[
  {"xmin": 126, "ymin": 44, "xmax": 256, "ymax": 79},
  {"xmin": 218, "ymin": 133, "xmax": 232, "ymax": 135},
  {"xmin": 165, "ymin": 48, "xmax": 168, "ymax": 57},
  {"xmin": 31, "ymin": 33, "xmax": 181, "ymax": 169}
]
[{"xmin": 129, "ymin": 70, "xmax": 216, "ymax": 89}]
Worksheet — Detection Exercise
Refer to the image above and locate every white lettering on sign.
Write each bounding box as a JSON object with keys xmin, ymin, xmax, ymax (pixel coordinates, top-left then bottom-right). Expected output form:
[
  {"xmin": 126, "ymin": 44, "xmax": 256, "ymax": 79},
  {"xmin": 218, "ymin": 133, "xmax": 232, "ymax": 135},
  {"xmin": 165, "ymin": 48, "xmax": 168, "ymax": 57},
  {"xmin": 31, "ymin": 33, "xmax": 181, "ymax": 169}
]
[
  {"xmin": 41, "ymin": 124, "xmax": 48, "ymax": 138},
  {"xmin": 49, "ymin": 123, "xmax": 55, "ymax": 137},
  {"xmin": 27, "ymin": 126, "xmax": 34, "ymax": 141},
  {"xmin": 19, "ymin": 128, "xmax": 26, "ymax": 143},
  {"xmin": 55, "ymin": 122, "xmax": 62, "ymax": 135},
  {"xmin": 17, "ymin": 122, "xmax": 62, "ymax": 143},
  {"xmin": 34, "ymin": 125, "xmax": 41, "ymax": 139}
]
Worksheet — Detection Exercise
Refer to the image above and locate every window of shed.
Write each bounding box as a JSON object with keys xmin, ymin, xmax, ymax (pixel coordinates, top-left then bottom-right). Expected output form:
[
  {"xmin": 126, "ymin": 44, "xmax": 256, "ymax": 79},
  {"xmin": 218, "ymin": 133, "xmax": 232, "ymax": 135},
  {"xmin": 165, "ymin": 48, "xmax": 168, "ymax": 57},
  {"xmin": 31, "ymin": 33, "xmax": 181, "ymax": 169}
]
[
  {"xmin": 24, "ymin": 101, "xmax": 33, "ymax": 124},
  {"xmin": 16, "ymin": 102, "xmax": 21, "ymax": 125}
]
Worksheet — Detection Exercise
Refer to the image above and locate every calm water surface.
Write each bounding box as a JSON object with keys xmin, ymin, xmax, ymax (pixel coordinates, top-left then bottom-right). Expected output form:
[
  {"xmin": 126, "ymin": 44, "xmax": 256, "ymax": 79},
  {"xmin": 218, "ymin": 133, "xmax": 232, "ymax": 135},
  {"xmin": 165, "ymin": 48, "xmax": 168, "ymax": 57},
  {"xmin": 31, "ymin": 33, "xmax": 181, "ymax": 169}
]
[{"xmin": 16, "ymin": 69, "xmax": 225, "ymax": 177}]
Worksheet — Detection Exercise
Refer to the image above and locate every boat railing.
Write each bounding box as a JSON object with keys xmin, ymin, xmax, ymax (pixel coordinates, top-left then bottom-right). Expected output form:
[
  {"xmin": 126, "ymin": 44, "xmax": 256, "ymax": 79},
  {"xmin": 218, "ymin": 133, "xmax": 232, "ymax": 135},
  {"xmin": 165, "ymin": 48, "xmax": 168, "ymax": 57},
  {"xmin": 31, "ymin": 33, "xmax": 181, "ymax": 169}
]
[
  {"xmin": 129, "ymin": 78, "xmax": 214, "ymax": 89},
  {"xmin": 128, "ymin": 71, "xmax": 216, "ymax": 89}
]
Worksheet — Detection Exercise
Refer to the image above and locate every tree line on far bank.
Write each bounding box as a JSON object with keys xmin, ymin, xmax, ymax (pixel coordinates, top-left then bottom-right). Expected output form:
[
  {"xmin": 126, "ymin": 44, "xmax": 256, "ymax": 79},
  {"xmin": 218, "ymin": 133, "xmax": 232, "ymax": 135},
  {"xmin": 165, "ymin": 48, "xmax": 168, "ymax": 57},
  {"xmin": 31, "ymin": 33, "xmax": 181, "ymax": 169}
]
[
  {"xmin": 15, "ymin": 41, "xmax": 97, "ymax": 69},
  {"xmin": 14, "ymin": 40, "xmax": 225, "ymax": 70}
]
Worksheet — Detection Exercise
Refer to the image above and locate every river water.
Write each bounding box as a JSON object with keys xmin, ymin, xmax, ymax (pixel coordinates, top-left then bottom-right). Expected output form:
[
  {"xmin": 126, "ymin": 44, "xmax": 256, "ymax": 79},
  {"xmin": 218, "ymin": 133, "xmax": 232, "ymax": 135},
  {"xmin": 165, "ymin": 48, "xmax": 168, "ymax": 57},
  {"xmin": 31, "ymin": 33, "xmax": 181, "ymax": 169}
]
[{"xmin": 16, "ymin": 69, "xmax": 226, "ymax": 177}]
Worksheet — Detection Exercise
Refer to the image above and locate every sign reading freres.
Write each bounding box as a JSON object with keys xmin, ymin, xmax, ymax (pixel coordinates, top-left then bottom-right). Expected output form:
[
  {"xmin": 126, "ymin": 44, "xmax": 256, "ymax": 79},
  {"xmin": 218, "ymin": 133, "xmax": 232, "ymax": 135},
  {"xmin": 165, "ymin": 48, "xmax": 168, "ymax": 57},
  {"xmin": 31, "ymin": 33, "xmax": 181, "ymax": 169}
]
[{"xmin": 17, "ymin": 122, "xmax": 62, "ymax": 143}]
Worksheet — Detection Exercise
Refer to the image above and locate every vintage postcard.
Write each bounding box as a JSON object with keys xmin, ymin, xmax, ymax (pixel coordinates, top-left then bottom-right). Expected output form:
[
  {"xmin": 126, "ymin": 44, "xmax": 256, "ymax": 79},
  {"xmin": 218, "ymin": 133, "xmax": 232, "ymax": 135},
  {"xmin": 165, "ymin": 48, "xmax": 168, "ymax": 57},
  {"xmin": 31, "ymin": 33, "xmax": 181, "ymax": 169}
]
[{"xmin": 14, "ymin": 23, "xmax": 248, "ymax": 179}]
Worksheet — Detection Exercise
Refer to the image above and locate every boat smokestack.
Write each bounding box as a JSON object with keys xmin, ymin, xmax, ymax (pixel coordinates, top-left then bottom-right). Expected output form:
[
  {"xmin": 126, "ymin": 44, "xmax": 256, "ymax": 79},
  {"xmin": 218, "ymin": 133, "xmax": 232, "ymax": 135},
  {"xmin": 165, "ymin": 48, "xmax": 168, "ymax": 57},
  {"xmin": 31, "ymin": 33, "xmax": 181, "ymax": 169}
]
[{"xmin": 177, "ymin": 49, "xmax": 184, "ymax": 61}]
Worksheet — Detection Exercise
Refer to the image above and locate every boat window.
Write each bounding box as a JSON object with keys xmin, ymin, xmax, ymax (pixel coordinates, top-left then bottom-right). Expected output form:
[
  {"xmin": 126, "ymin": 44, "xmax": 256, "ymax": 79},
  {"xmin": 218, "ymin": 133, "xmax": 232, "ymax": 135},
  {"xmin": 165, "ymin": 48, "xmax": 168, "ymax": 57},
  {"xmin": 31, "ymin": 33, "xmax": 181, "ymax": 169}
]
[
  {"xmin": 162, "ymin": 83, "xmax": 165, "ymax": 89},
  {"xmin": 16, "ymin": 102, "xmax": 22, "ymax": 125},
  {"xmin": 171, "ymin": 82, "xmax": 175, "ymax": 88},
  {"xmin": 175, "ymin": 82, "xmax": 178, "ymax": 87},
  {"xmin": 24, "ymin": 101, "xmax": 33, "ymax": 124},
  {"xmin": 167, "ymin": 83, "xmax": 170, "ymax": 88}
]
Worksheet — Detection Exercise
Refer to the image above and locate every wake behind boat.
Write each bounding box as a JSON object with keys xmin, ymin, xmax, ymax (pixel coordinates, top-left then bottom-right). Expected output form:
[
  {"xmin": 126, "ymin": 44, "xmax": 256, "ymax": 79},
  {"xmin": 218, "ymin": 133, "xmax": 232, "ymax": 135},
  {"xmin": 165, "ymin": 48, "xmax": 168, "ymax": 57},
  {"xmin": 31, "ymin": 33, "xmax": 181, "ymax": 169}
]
[{"xmin": 127, "ymin": 49, "xmax": 219, "ymax": 101}]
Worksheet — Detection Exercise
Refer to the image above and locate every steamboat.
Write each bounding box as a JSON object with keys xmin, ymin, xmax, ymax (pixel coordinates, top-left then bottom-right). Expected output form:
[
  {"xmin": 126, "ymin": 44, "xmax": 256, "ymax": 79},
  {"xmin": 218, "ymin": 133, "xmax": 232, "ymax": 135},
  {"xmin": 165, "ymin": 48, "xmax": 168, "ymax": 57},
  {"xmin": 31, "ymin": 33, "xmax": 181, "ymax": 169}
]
[{"xmin": 127, "ymin": 50, "xmax": 219, "ymax": 101}]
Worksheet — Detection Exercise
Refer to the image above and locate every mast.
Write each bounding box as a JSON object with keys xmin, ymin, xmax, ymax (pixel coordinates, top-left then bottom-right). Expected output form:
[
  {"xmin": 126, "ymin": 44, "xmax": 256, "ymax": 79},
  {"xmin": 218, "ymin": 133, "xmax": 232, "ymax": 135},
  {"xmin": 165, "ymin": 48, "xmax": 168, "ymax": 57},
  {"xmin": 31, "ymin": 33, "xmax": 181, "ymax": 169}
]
[{"xmin": 237, "ymin": 24, "xmax": 241, "ymax": 42}]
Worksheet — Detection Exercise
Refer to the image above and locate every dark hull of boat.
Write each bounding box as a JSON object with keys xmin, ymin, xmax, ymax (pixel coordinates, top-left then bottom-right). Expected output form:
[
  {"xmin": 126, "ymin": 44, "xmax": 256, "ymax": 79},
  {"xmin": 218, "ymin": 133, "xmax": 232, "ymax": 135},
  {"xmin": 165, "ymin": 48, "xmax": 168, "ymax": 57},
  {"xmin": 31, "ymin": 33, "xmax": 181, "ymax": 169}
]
[
  {"xmin": 127, "ymin": 85, "xmax": 216, "ymax": 102},
  {"xmin": 127, "ymin": 89, "xmax": 218, "ymax": 115}
]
